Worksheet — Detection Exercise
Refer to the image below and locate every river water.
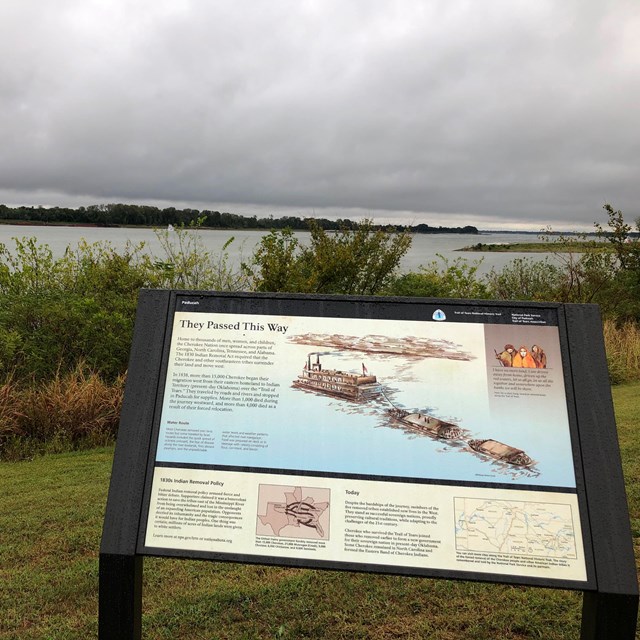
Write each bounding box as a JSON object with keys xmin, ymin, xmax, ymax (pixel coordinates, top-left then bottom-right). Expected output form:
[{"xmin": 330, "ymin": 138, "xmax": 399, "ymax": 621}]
[{"xmin": 0, "ymin": 225, "xmax": 565, "ymax": 276}]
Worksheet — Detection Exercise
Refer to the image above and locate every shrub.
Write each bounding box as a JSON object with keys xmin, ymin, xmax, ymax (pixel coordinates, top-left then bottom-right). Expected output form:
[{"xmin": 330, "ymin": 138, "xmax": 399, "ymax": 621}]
[
  {"xmin": 485, "ymin": 258, "xmax": 569, "ymax": 302},
  {"xmin": 532, "ymin": 205, "xmax": 640, "ymax": 319},
  {"xmin": 386, "ymin": 255, "xmax": 488, "ymax": 299},
  {"xmin": 246, "ymin": 220, "xmax": 412, "ymax": 295},
  {"xmin": 0, "ymin": 239, "xmax": 152, "ymax": 382}
]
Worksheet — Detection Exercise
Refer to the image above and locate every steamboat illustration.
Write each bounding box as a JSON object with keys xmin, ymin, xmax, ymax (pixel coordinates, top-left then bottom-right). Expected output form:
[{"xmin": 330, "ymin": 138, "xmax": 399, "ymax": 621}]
[
  {"xmin": 293, "ymin": 353, "xmax": 382, "ymax": 400},
  {"xmin": 293, "ymin": 353, "xmax": 534, "ymax": 469}
]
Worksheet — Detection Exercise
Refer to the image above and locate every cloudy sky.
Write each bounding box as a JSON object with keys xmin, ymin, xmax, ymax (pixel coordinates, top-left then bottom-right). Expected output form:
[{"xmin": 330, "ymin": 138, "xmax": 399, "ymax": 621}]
[{"xmin": 1, "ymin": 1, "xmax": 638, "ymax": 230}]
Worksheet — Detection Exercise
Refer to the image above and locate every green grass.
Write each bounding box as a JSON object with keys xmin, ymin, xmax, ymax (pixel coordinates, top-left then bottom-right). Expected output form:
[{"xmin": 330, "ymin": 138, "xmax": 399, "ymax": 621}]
[
  {"xmin": 2, "ymin": 384, "xmax": 640, "ymax": 639},
  {"xmin": 0, "ymin": 448, "xmax": 112, "ymax": 639}
]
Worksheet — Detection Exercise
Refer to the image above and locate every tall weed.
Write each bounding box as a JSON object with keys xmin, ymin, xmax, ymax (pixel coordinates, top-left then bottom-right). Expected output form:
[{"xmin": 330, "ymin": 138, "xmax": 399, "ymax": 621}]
[
  {"xmin": 603, "ymin": 319, "xmax": 640, "ymax": 384},
  {"xmin": 0, "ymin": 366, "xmax": 123, "ymax": 460},
  {"xmin": 153, "ymin": 220, "xmax": 249, "ymax": 290}
]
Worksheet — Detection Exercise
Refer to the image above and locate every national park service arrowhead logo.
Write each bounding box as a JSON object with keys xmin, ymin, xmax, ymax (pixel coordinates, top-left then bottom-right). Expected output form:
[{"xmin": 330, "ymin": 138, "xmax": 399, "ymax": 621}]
[{"xmin": 432, "ymin": 309, "xmax": 446, "ymax": 321}]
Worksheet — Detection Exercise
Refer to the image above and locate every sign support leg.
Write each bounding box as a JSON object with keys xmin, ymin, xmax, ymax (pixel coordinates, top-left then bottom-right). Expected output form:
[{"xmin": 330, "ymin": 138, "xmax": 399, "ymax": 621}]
[
  {"xmin": 99, "ymin": 553, "xmax": 143, "ymax": 640},
  {"xmin": 580, "ymin": 590, "xmax": 639, "ymax": 640}
]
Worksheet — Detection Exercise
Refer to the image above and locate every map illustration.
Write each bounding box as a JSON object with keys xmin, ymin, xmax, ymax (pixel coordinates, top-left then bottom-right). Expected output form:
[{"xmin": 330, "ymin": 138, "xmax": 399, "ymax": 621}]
[
  {"xmin": 257, "ymin": 485, "xmax": 330, "ymax": 539},
  {"xmin": 454, "ymin": 497, "xmax": 577, "ymax": 558}
]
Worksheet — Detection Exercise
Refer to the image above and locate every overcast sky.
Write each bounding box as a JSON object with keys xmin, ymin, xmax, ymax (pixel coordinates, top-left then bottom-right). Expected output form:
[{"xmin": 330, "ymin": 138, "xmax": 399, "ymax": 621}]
[{"xmin": 1, "ymin": 1, "xmax": 638, "ymax": 230}]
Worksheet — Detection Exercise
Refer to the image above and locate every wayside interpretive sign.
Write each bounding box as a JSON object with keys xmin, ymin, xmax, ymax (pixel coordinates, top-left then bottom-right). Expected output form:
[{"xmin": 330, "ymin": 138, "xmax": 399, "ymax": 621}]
[{"xmin": 100, "ymin": 291, "xmax": 638, "ymax": 639}]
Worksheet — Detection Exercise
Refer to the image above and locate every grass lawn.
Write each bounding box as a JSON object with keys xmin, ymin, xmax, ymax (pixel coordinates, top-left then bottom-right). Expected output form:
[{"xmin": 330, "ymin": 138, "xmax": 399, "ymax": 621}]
[{"xmin": 2, "ymin": 383, "xmax": 639, "ymax": 639}]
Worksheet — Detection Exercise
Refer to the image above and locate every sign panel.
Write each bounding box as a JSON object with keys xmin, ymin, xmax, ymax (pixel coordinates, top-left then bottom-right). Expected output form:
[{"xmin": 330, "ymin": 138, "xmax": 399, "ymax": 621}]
[{"xmin": 138, "ymin": 294, "xmax": 591, "ymax": 587}]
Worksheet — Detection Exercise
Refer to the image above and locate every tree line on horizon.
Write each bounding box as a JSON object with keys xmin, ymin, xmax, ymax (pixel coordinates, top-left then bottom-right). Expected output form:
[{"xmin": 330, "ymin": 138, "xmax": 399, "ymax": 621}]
[{"xmin": 0, "ymin": 202, "xmax": 479, "ymax": 234}]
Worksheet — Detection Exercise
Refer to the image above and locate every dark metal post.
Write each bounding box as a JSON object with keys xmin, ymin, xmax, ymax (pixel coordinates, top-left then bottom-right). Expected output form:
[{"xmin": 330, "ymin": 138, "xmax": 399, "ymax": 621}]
[
  {"xmin": 99, "ymin": 290, "xmax": 172, "ymax": 639},
  {"xmin": 581, "ymin": 591, "xmax": 639, "ymax": 640},
  {"xmin": 99, "ymin": 555, "xmax": 143, "ymax": 640},
  {"xmin": 564, "ymin": 304, "xmax": 638, "ymax": 639}
]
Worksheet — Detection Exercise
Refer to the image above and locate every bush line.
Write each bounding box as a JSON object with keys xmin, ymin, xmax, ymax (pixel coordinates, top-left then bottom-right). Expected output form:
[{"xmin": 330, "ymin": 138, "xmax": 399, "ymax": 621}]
[{"xmin": 1, "ymin": 206, "xmax": 639, "ymax": 460}]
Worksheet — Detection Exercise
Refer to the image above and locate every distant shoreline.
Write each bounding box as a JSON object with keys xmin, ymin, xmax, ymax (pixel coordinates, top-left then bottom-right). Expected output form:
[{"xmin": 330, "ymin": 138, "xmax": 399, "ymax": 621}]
[
  {"xmin": 0, "ymin": 220, "xmax": 616, "ymax": 239},
  {"xmin": 0, "ymin": 219, "xmax": 160, "ymax": 229},
  {"xmin": 0, "ymin": 217, "xmax": 478, "ymax": 234},
  {"xmin": 0, "ymin": 220, "xmax": 109, "ymax": 228},
  {"xmin": 0, "ymin": 218, "xmax": 597, "ymax": 236}
]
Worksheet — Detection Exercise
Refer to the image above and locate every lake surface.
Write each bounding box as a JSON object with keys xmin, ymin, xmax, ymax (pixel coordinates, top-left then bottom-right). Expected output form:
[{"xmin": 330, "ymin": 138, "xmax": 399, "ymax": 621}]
[{"xmin": 0, "ymin": 225, "xmax": 566, "ymax": 276}]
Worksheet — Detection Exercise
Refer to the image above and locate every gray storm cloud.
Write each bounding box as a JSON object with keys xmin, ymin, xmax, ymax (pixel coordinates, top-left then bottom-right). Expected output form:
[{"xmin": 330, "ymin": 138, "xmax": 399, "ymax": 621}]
[{"xmin": 0, "ymin": 0, "xmax": 638, "ymax": 229}]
